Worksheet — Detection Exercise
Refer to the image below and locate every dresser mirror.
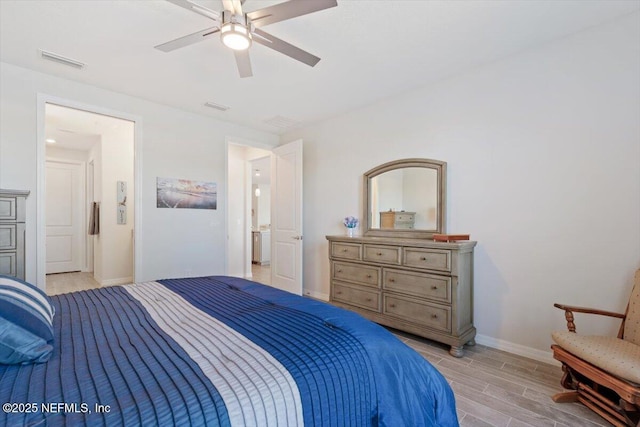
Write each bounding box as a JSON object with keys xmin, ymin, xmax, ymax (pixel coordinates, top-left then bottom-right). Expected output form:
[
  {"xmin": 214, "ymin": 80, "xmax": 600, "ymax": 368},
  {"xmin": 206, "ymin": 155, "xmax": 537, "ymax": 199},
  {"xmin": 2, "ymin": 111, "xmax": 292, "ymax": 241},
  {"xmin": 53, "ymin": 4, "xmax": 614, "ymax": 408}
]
[{"xmin": 363, "ymin": 158, "xmax": 446, "ymax": 239}]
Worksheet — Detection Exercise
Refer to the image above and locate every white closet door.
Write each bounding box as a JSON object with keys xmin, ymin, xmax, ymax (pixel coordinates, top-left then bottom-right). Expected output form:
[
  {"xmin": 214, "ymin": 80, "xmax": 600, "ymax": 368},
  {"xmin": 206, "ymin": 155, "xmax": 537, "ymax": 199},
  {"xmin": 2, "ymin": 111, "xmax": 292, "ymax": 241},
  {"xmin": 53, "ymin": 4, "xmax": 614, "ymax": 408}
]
[{"xmin": 46, "ymin": 160, "xmax": 84, "ymax": 274}]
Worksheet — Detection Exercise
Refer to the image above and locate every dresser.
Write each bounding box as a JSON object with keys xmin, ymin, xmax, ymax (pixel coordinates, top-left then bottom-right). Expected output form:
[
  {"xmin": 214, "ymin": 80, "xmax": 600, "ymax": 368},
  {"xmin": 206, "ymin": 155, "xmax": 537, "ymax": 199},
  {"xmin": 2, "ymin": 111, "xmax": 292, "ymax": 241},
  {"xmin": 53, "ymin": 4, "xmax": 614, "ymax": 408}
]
[
  {"xmin": 379, "ymin": 211, "xmax": 415, "ymax": 229},
  {"xmin": 0, "ymin": 189, "xmax": 29, "ymax": 280},
  {"xmin": 326, "ymin": 235, "xmax": 476, "ymax": 357}
]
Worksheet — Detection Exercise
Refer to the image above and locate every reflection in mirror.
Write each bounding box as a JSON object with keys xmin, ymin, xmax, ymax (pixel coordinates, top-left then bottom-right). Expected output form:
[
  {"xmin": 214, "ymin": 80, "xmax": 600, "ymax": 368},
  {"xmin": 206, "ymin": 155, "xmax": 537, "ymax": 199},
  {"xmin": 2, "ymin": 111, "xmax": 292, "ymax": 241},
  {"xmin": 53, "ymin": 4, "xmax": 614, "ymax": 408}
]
[
  {"xmin": 370, "ymin": 167, "xmax": 438, "ymax": 230},
  {"xmin": 363, "ymin": 158, "xmax": 446, "ymax": 239}
]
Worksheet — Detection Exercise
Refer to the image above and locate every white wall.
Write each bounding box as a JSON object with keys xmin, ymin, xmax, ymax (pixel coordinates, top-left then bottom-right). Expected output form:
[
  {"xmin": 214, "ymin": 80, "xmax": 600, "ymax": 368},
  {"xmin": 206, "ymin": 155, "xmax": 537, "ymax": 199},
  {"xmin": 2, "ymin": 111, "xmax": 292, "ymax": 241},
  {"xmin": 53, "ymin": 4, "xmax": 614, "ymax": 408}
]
[
  {"xmin": 283, "ymin": 12, "xmax": 640, "ymax": 359},
  {"xmin": 227, "ymin": 143, "xmax": 250, "ymax": 278},
  {"xmin": 97, "ymin": 118, "xmax": 134, "ymax": 285},
  {"xmin": 256, "ymin": 184, "xmax": 271, "ymax": 228},
  {"xmin": 46, "ymin": 146, "xmax": 90, "ymax": 163},
  {"xmin": 0, "ymin": 62, "xmax": 279, "ymax": 286}
]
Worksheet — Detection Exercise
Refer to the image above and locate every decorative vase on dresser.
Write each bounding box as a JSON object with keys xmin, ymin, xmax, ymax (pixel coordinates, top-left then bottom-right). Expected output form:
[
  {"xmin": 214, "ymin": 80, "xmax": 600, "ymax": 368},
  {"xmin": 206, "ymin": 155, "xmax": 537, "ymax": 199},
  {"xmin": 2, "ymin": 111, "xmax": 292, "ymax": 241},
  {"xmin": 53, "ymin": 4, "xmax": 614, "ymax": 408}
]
[{"xmin": 327, "ymin": 158, "xmax": 476, "ymax": 357}]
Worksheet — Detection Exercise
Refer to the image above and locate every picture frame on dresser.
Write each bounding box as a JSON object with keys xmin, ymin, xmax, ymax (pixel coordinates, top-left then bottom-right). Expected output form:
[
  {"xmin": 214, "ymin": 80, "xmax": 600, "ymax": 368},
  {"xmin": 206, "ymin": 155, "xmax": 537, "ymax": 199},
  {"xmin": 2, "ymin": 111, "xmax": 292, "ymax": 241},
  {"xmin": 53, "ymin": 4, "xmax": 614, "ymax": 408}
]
[{"xmin": 327, "ymin": 159, "xmax": 476, "ymax": 357}]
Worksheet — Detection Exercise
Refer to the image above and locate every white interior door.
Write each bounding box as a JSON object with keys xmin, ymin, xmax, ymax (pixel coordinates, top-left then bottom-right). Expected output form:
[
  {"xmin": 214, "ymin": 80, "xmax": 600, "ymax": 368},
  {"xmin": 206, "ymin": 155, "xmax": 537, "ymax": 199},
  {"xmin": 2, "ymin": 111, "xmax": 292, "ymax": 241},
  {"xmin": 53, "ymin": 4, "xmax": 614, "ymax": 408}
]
[
  {"xmin": 46, "ymin": 160, "xmax": 84, "ymax": 274},
  {"xmin": 270, "ymin": 140, "xmax": 303, "ymax": 295}
]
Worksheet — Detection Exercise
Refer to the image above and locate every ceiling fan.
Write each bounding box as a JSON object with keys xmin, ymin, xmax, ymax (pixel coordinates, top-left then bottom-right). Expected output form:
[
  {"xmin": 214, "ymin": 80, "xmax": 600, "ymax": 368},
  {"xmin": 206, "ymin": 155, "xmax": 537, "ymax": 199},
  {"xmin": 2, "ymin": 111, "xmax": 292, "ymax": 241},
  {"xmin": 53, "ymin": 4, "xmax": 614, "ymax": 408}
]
[{"xmin": 155, "ymin": 0, "xmax": 338, "ymax": 78}]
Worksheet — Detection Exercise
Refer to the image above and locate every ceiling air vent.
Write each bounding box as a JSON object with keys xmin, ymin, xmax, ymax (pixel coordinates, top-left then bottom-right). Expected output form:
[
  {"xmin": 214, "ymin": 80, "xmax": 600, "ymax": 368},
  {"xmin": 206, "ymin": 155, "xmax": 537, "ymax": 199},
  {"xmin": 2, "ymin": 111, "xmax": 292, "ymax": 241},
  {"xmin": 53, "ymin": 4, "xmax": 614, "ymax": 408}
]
[
  {"xmin": 39, "ymin": 50, "xmax": 85, "ymax": 69},
  {"xmin": 263, "ymin": 115, "xmax": 301, "ymax": 130},
  {"xmin": 204, "ymin": 102, "xmax": 230, "ymax": 112}
]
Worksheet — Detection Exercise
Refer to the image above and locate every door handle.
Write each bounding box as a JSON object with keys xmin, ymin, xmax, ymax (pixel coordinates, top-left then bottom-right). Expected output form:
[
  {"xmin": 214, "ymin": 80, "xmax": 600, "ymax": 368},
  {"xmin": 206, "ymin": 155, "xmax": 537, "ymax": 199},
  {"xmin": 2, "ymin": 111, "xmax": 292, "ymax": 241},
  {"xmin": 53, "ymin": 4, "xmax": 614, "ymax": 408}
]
[{"xmin": 292, "ymin": 235, "xmax": 303, "ymax": 240}]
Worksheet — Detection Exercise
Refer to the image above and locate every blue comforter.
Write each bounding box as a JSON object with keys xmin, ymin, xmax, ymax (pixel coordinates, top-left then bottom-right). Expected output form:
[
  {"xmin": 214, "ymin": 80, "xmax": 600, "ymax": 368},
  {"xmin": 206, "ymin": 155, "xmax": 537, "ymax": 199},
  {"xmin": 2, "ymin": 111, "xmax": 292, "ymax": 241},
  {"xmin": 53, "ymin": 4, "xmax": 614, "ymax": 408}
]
[{"xmin": 0, "ymin": 276, "xmax": 458, "ymax": 426}]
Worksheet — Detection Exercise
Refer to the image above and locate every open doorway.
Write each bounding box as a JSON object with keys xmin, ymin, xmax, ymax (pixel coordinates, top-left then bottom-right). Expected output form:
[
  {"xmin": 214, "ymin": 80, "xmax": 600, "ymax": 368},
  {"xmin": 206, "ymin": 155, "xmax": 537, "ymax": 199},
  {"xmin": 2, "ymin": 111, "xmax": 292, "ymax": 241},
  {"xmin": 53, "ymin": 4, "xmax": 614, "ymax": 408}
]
[
  {"xmin": 227, "ymin": 144, "xmax": 271, "ymax": 284},
  {"xmin": 43, "ymin": 103, "xmax": 135, "ymax": 295},
  {"xmin": 250, "ymin": 156, "xmax": 271, "ymax": 284},
  {"xmin": 226, "ymin": 140, "xmax": 303, "ymax": 295}
]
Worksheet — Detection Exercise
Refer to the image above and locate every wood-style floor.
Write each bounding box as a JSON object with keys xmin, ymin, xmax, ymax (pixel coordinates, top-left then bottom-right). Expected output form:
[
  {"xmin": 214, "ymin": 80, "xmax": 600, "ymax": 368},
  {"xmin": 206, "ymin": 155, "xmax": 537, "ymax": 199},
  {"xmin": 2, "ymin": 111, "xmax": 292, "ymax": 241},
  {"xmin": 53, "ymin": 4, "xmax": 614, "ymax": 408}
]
[
  {"xmin": 45, "ymin": 268, "xmax": 609, "ymax": 426},
  {"xmin": 46, "ymin": 271, "xmax": 102, "ymax": 295},
  {"xmin": 393, "ymin": 330, "xmax": 610, "ymax": 427},
  {"xmin": 251, "ymin": 264, "xmax": 271, "ymax": 285}
]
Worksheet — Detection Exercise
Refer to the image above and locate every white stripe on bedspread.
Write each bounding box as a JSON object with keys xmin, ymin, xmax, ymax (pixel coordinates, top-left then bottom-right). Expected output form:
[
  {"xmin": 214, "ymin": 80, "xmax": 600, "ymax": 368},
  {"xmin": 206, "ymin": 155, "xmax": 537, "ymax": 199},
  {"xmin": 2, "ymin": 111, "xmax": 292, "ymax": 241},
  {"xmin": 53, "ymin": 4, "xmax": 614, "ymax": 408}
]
[{"xmin": 125, "ymin": 281, "xmax": 303, "ymax": 427}]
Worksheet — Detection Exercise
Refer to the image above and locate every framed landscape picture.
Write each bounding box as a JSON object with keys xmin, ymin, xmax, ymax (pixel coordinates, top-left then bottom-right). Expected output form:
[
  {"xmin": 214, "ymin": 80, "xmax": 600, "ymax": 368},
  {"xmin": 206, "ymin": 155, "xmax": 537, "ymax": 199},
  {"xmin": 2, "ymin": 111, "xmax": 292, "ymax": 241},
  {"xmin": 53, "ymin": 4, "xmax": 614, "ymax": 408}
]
[{"xmin": 156, "ymin": 177, "xmax": 217, "ymax": 209}]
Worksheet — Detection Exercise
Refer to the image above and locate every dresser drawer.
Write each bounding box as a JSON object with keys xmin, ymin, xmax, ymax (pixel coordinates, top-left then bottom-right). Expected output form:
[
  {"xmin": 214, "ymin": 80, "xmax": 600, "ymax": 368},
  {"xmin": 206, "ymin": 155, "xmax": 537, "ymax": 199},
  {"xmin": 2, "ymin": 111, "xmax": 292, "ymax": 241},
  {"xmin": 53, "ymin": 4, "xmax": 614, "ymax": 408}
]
[
  {"xmin": 331, "ymin": 242, "xmax": 362, "ymax": 261},
  {"xmin": 332, "ymin": 283, "xmax": 380, "ymax": 311},
  {"xmin": 0, "ymin": 252, "xmax": 17, "ymax": 277},
  {"xmin": 0, "ymin": 224, "xmax": 17, "ymax": 250},
  {"xmin": 384, "ymin": 295, "xmax": 451, "ymax": 332},
  {"xmin": 403, "ymin": 248, "xmax": 451, "ymax": 272},
  {"xmin": 0, "ymin": 197, "xmax": 17, "ymax": 221},
  {"xmin": 332, "ymin": 262, "xmax": 380, "ymax": 288},
  {"xmin": 395, "ymin": 213, "xmax": 414, "ymax": 223},
  {"xmin": 363, "ymin": 244, "xmax": 401, "ymax": 265},
  {"xmin": 383, "ymin": 269, "xmax": 451, "ymax": 303}
]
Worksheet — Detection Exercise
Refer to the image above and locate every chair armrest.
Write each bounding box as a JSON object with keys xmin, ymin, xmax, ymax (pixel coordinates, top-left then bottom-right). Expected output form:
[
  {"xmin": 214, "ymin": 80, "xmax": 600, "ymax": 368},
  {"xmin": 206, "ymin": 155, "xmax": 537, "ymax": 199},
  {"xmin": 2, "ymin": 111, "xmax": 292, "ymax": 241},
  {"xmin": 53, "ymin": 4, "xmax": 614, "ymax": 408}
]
[
  {"xmin": 553, "ymin": 303, "xmax": 625, "ymax": 318},
  {"xmin": 553, "ymin": 303, "xmax": 625, "ymax": 333}
]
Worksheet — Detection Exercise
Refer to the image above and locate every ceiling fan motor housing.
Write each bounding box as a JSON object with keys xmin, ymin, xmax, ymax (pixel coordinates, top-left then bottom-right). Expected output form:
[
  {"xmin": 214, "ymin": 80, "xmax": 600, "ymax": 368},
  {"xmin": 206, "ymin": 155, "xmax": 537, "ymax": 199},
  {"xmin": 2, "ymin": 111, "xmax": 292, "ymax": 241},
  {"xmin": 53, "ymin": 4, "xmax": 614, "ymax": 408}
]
[{"xmin": 220, "ymin": 10, "xmax": 253, "ymax": 50}]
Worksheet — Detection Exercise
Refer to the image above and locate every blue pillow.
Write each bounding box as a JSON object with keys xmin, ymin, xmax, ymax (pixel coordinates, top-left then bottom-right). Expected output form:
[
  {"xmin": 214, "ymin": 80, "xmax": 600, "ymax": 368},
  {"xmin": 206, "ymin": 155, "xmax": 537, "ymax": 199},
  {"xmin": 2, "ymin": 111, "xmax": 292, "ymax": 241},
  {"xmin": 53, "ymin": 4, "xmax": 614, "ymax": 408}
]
[
  {"xmin": 0, "ymin": 275, "xmax": 54, "ymax": 343},
  {"xmin": 0, "ymin": 316, "xmax": 53, "ymax": 364}
]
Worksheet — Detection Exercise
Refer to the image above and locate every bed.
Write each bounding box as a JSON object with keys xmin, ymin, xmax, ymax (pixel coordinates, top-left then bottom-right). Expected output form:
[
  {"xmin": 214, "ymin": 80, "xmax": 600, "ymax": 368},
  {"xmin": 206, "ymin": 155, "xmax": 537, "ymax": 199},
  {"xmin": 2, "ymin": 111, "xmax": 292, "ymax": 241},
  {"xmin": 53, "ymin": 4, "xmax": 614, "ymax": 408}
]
[{"xmin": 0, "ymin": 275, "xmax": 458, "ymax": 426}]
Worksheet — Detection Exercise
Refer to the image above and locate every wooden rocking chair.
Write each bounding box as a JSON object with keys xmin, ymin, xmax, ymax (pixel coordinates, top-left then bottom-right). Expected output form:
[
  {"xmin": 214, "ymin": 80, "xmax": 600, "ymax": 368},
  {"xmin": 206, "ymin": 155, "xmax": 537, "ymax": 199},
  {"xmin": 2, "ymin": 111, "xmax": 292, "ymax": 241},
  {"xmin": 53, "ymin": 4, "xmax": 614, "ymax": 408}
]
[{"xmin": 551, "ymin": 269, "xmax": 640, "ymax": 427}]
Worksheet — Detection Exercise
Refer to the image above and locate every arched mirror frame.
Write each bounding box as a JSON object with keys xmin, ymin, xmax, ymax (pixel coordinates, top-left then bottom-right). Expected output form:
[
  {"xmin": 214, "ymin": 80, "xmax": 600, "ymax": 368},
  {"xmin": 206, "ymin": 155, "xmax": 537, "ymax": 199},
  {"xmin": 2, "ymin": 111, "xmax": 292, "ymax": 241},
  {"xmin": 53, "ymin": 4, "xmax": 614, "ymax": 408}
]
[{"xmin": 363, "ymin": 158, "xmax": 446, "ymax": 239}]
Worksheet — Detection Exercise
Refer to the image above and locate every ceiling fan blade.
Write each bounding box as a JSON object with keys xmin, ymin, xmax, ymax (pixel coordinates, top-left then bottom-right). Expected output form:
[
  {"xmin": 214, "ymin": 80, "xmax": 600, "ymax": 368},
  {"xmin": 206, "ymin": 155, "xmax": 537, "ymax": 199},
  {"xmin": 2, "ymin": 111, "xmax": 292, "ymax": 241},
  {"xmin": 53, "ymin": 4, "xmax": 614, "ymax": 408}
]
[
  {"xmin": 247, "ymin": 0, "xmax": 337, "ymax": 28},
  {"xmin": 155, "ymin": 27, "xmax": 220, "ymax": 52},
  {"xmin": 253, "ymin": 28, "xmax": 320, "ymax": 67},
  {"xmin": 165, "ymin": 0, "xmax": 220, "ymax": 21},
  {"xmin": 234, "ymin": 50, "xmax": 253, "ymax": 78},
  {"xmin": 222, "ymin": 0, "xmax": 243, "ymax": 14}
]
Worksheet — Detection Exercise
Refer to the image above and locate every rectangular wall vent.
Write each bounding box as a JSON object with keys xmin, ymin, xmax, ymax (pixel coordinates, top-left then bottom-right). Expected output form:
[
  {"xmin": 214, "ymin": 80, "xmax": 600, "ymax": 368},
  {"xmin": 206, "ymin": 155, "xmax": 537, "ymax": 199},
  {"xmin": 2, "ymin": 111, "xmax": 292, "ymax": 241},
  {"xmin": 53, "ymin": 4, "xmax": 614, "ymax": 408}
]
[
  {"xmin": 263, "ymin": 115, "xmax": 301, "ymax": 129},
  {"xmin": 39, "ymin": 50, "xmax": 85, "ymax": 69},
  {"xmin": 204, "ymin": 102, "xmax": 230, "ymax": 111}
]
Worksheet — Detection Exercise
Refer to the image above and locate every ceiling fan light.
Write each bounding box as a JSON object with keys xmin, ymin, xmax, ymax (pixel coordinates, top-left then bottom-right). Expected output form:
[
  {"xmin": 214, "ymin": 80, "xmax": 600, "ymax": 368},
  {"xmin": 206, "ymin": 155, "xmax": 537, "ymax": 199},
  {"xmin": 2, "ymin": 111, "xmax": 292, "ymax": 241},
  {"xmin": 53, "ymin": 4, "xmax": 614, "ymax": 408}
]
[{"xmin": 221, "ymin": 23, "xmax": 252, "ymax": 50}]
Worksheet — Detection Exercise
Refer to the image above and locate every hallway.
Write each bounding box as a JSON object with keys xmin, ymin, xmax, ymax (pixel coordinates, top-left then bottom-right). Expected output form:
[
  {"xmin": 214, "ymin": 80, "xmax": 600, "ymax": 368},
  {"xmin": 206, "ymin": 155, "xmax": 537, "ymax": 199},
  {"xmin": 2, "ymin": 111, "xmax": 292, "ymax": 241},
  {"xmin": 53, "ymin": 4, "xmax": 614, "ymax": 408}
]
[
  {"xmin": 46, "ymin": 272, "xmax": 101, "ymax": 295},
  {"xmin": 251, "ymin": 264, "xmax": 271, "ymax": 285}
]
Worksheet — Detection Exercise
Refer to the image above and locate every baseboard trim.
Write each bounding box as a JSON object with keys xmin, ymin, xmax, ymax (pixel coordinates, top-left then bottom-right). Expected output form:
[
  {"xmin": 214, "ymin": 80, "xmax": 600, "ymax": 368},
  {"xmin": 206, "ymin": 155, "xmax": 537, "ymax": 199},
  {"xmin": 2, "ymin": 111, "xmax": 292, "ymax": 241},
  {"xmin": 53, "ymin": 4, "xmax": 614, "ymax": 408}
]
[
  {"xmin": 304, "ymin": 289, "xmax": 329, "ymax": 302},
  {"xmin": 475, "ymin": 334, "xmax": 559, "ymax": 366},
  {"xmin": 101, "ymin": 276, "xmax": 134, "ymax": 286}
]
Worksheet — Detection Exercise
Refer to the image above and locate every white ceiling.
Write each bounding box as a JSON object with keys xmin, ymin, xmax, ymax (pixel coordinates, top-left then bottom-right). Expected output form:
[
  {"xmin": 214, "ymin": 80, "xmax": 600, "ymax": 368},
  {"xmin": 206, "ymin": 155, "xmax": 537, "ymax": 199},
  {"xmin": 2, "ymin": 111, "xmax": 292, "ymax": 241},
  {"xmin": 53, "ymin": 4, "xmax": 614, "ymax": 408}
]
[
  {"xmin": 2, "ymin": 0, "xmax": 638, "ymax": 135},
  {"xmin": 251, "ymin": 156, "xmax": 271, "ymax": 185},
  {"xmin": 45, "ymin": 103, "xmax": 133, "ymax": 152}
]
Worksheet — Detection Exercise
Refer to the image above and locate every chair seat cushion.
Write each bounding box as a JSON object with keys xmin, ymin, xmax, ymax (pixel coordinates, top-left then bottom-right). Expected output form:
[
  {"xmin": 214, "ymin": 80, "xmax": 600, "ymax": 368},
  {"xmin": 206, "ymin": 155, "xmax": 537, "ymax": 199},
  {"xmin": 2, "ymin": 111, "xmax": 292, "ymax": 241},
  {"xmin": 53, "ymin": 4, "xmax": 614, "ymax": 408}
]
[{"xmin": 552, "ymin": 331, "xmax": 640, "ymax": 383}]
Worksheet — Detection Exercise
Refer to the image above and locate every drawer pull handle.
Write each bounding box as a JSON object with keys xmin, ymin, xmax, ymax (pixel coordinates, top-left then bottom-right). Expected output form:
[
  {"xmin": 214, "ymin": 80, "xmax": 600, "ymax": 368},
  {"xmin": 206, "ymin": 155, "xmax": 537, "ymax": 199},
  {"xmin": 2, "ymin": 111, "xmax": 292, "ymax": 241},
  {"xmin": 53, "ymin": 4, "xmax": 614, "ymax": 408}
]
[
  {"xmin": 420, "ymin": 257, "xmax": 427, "ymax": 261},
  {"xmin": 389, "ymin": 279, "xmax": 395, "ymax": 282},
  {"xmin": 431, "ymin": 285, "xmax": 438, "ymax": 290},
  {"xmin": 376, "ymin": 252, "xmax": 382, "ymax": 256},
  {"xmin": 389, "ymin": 303, "xmax": 396, "ymax": 308},
  {"xmin": 431, "ymin": 314, "xmax": 438, "ymax": 319},
  {"xmin": 342, "ymin": 249, "xmax": 348, "ymax": 252},
  {"xmin": 337, "ymin": 269, "xmax": 342, "ymax": 273},
  {"xmin": 366, "ymin": 298, "xmax": 372, "ymax": 302},
  {"xmin": 336, "ymin": 291, "xmax": 342, "ymax": 295},
  {"xmin": 366, "ymin": 274, "xmax": 372, "ymax": 278}
]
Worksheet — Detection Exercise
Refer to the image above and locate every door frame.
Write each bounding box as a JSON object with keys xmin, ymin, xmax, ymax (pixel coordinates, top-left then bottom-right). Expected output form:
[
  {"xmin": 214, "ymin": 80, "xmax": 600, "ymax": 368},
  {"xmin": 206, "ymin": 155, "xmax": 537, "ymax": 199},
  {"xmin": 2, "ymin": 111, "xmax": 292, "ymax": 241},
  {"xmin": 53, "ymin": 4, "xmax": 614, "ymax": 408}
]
[
  {"xmin": 36, "ymin": 94, "xmax": 143, "ymax": 289},
  {"xmin": 87, "ymin": 160, "xmax": 94, "ymax": 273},
  {"xmin": 224, "ymin": 137, "xmax": 275, "ymax": 279}
]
